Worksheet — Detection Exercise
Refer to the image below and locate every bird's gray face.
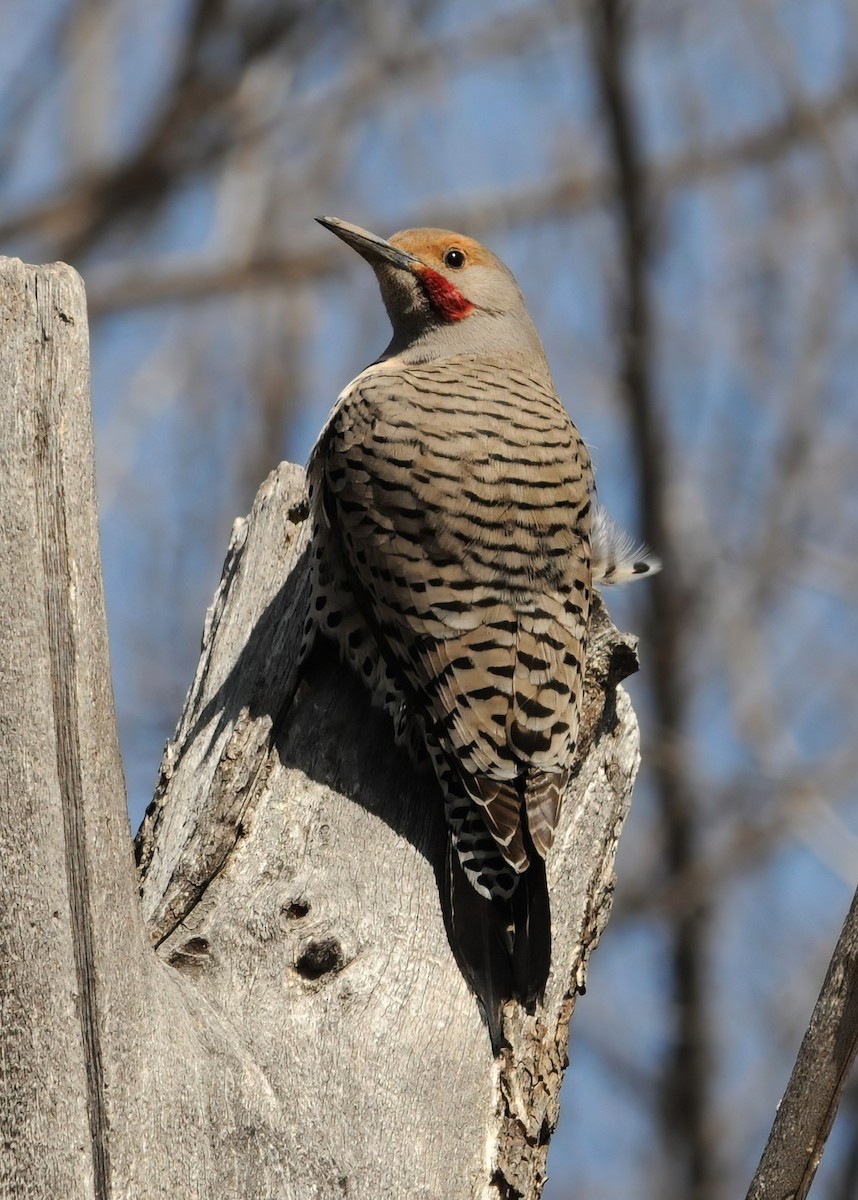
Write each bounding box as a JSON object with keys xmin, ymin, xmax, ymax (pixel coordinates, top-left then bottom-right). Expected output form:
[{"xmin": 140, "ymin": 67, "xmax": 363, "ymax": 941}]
[{"xmin": 316, "ymin": 216, "xmax": 546, "ymax": 362}]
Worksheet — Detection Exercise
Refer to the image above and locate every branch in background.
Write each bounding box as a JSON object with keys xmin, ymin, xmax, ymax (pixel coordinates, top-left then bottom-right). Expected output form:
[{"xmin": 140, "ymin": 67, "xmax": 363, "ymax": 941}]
[
  {"xmin": 0, "ymin": 0, "xmax": 349, "ymax": 260},
  {"xmin": 72, "ymin": 64, "xmax": 858, "ymax": 316},
  {"xmin": 589, "ymin": 2, "xmax": 713, "ymax": 1197},
  {"xmin": 5, "ymin": 4, "xmax": 858, "ymax": 312},
  {"xmin": 0, "ymin": 0, "xmax": 584, "ymax": 259},
  {"xmin": 746, "ymin": 885, "xmax": 858, "ymax": 1200}
]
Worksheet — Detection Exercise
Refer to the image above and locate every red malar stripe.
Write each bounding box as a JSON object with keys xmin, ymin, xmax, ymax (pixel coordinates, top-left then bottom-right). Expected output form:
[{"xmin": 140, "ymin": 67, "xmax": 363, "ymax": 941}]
[{"xmin": 418, "ymin": 267, "xmax": 474, "ymax": 322}]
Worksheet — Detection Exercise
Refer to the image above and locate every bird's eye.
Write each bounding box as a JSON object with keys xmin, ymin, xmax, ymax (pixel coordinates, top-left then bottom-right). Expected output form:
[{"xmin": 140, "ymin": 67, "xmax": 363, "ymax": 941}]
[{"xmin": 443, "ymin": 248, "xmax": 466, "ymax": 269}]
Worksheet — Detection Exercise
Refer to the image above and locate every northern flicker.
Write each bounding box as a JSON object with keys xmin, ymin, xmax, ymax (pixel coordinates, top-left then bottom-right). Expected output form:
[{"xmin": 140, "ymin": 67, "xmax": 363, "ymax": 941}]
[{"xmin": 303, "ymin": 216, "xmax": 657, "ymax": 1048}]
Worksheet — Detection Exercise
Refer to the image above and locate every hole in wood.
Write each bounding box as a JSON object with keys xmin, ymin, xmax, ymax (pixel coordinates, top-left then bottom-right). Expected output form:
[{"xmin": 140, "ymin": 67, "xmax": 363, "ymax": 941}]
[
  {"xmin": 165, "ymin": 936, "xmax": 211, "ymax": 975},
  {"xmin": 295, "ymin": 936, "xmax": 345, "ymax": 980}
]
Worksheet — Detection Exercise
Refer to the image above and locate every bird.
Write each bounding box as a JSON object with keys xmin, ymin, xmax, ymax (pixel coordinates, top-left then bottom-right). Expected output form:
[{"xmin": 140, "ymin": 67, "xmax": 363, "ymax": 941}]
[{"xmin": 302, "ymin": 216, "xmax": 658, "ymax": 1049}]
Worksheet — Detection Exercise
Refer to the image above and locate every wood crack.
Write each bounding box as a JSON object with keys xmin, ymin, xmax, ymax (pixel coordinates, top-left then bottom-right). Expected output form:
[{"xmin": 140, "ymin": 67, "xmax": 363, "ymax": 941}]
[{"xmin": 32, "ymin": 272, "xmax": 112, "ymax": 1200}]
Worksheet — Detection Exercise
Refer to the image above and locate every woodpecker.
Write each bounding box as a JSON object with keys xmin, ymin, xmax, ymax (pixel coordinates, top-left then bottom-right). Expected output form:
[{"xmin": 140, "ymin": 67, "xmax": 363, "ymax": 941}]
[{"xmin": 303, "ymin": 216, "xmax": 657, "ymax": 1048}]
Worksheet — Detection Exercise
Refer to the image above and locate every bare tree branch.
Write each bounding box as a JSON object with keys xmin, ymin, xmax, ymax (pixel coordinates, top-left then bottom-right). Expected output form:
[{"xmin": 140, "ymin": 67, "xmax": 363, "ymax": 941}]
[
  {"xmin": 67, "ymin": 64, "xmax": 858, "ymax": 316},
  {"xmin": 589, "ymin": 2, "xmax": 715, "ymax": 1196},
  {"xmin": 746, "ymin": 884, "xmax": 858, "ymax": 1200}
]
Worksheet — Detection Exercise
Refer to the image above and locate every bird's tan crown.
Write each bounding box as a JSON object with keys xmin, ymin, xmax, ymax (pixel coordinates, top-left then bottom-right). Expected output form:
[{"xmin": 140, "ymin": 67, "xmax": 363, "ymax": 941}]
[{"xmin": 388, "ymin": 228, "xmax": 496, "ymax": 270}]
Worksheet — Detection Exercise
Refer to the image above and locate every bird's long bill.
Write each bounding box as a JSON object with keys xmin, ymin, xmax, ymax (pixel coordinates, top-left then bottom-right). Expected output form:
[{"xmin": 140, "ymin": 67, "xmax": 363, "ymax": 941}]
[{"xmin": 316, "ymin": 216, "xmax": 419, "ymax": 272}]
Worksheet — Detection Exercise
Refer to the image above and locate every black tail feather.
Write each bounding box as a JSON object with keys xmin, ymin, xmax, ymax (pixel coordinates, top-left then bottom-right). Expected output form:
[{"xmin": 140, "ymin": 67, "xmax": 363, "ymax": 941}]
[
  {"xmin": 510, "ymin": 848, "xmax": 551, "ymax": 1009},
  {"xmin": 445, "ymin": 842, "xmax": 551, "ymax": 1053}
]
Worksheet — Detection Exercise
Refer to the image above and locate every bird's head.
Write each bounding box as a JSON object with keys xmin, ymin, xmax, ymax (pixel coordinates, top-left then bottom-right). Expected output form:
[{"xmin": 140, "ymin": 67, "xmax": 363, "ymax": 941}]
[{"xmin": 316, "ymin": 216, "xmax": 545, "ymax": 364}]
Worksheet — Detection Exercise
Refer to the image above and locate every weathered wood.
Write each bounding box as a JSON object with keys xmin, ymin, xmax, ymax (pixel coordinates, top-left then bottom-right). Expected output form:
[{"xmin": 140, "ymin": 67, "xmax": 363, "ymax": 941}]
[
  {"xmin": 136, "ymin": 461, "xmax": 643, "ymax": 1198},
  {"xmin": 1, "ymin": 257, "xmax": 105, "ymax": 1199},
  {"xmin": 1, "ymin": 255, "xmax": 644, "ymax": 1199},
  {"xmin": 0, "ymin": 258, "xmax": 322, "ymax": 1199}
]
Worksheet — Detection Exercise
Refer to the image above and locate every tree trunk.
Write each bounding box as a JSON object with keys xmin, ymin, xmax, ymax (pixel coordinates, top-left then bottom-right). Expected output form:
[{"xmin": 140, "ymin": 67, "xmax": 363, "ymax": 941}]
[{"xmin": 1, "ymin": 256, "xmax": 644, "ymax": 1199}]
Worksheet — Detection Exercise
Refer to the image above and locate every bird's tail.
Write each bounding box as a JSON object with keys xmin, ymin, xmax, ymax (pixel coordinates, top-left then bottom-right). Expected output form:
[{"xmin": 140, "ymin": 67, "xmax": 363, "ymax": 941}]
[
  {"xmin": 590, "ymin": 503, "xmax": 661, "ymax": 584},
  {"xmin": 445, "ymin": 838, "xmax": 551, "ymax": 1053}
]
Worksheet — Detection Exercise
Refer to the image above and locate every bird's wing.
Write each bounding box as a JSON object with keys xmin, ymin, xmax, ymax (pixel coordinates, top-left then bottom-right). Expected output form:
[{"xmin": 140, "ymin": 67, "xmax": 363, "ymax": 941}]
[{"xmin": 317, "ymin": 358, "xmax": 592, "ymax": 869}]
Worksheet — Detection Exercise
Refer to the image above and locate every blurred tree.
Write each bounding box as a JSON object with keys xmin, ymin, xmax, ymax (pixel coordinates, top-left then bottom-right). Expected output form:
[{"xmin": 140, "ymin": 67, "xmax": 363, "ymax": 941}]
[{"xmin": 3, "ymin": 1, "xmax": 858, "ymax": 1196}]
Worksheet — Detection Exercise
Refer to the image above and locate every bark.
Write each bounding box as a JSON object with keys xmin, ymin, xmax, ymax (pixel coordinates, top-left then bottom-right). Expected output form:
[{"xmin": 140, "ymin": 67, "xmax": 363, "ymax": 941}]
[{"xmin": 1, "ymin": 255, "xmax": 644, "ymax": 1199}]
